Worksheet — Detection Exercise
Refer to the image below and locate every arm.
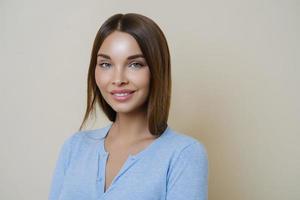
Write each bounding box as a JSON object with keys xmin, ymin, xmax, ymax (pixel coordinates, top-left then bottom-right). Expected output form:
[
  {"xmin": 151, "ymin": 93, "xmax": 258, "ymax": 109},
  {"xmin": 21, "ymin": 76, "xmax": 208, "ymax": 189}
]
[
  {"xmin": 48, "ymin": 135, "xmax": 73, "ymax": 200},
  {"xmin": 166, "ymin": 141, "xmax": 208, "ymax": 200}
]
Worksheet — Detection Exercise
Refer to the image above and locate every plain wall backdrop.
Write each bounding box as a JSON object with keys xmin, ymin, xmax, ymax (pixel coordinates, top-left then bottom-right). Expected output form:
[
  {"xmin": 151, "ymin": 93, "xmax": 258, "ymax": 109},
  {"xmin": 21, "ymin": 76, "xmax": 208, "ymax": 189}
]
[{"xmin": 1, "ymin": 0, "xmax": 299, "ymax": 199}]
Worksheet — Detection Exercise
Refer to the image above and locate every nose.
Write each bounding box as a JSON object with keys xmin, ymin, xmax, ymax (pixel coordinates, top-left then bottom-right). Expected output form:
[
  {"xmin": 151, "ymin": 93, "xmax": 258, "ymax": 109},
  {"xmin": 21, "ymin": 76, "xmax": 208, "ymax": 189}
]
[{"xmin": 112, "ymin": 66, "xmax": 128, "ymax": 86}]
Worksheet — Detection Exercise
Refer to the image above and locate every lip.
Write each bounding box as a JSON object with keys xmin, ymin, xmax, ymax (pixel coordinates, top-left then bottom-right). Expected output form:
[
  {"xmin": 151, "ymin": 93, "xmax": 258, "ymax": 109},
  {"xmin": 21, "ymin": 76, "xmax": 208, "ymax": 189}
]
[
  {"xmin": 110, "ymin": 89, "xmax": 135, "ymax": 94},
  {"xmin": 110, "ymin": 89, "xmax": 135, "ymax": 102}
]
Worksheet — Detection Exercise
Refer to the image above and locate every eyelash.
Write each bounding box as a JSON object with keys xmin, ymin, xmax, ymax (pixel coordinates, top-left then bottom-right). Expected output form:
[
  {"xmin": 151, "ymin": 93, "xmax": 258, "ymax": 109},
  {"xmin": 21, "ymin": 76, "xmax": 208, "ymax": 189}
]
[
  {"xmin": 98, "ymin": 63, "xmax": 111, "ymax": 68},
  {"xmin": 129, "ymin": 62, "xmax": 144, "ymax": 68},
  {"xmin": 98, "ymin": 62, "xmax": 144, "ymax": 69}
]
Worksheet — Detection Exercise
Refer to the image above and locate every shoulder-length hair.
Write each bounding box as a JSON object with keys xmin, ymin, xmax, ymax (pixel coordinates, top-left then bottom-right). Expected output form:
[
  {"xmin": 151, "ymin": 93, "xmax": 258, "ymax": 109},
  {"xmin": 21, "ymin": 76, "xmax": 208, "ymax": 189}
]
[{"xmin": 79, "ymin": 13, "xmax": 171, "ymax": 137}]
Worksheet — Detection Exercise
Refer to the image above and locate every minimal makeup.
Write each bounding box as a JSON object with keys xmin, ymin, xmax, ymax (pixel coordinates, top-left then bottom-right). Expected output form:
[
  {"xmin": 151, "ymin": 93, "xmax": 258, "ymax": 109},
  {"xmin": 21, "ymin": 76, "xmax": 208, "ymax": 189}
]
[{"xmin": 94, "ymin": 31, "xmax": 151, "ymax": 114}]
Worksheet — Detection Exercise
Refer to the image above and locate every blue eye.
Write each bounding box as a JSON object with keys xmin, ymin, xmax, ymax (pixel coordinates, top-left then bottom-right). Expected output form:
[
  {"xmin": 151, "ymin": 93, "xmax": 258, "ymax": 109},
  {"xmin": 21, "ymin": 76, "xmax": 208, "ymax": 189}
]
[
  {"xmin": 98, "ymin": 63, "xmax": 111, "ymax": 68},
  {"xmin": 129, "ymin": 62, "xmax": 143, "ymax": 68}
]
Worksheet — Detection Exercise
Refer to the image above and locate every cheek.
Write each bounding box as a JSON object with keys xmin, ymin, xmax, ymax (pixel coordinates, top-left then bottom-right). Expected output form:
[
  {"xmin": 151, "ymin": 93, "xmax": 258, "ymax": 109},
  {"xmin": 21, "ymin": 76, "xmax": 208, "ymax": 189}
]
[
  {"xmin": 130, "ymin": 69, "xmax": 151, "ymax": 89},
  {"xmin": 95, "ymin": 68, "xmax": 109, "ymax": 89}
]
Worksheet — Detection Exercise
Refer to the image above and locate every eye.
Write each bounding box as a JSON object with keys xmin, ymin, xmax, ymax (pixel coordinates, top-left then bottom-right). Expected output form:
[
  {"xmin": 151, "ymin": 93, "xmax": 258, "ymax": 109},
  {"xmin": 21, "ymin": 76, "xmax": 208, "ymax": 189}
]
[
  {"xmin": 129, "ymin": 62, "xmax": 144, "ymax": 69},
  {"xmin": 98, "ymin": 62, "xmax": 111, "ymax": 68}
]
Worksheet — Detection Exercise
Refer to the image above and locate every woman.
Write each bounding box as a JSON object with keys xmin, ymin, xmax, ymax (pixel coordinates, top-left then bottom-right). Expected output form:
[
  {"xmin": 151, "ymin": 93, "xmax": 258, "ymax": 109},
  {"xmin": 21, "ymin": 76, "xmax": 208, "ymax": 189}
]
[{"xmin": 49, "ymin": 13, "xmax": 208, "ymax": 200}]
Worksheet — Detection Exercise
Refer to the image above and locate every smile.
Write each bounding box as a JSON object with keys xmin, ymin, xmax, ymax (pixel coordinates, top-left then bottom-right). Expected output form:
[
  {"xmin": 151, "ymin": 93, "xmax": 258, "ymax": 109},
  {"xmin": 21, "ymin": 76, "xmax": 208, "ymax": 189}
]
[
  {"xmin": 111, "ymin": 91, "xmax": 135, "ymax": 102},
  {"xmin": 114, "ymin": 93, "xmax": 131, "ymax": 96}
]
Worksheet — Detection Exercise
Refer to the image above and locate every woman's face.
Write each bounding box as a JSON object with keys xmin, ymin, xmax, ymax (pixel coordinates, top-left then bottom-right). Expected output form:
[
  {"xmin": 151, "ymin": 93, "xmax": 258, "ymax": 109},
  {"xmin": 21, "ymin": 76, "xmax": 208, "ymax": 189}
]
[{"xmin": 95, "ymin": 31, "xmax": 150, "ymax": 114}]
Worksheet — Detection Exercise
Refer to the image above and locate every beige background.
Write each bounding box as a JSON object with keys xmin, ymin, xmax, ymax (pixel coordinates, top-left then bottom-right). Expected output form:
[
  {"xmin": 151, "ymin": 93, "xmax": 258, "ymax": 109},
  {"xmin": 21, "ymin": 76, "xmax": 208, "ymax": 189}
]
[{"xmin": 1, "ymin": 0, "xmax": 299, "ymax": 199}]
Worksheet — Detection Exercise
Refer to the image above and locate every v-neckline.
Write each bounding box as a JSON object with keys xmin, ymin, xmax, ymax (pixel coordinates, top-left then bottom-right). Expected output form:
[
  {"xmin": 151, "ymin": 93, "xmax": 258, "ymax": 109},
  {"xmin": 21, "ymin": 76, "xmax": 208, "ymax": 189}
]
[
  {"xmin": 99, "ymin": 123, "xmax": 170, "ymax": 194},
  {"xmin": 101, "ymin": 123, "xmax": 169, "ymax": 159}
]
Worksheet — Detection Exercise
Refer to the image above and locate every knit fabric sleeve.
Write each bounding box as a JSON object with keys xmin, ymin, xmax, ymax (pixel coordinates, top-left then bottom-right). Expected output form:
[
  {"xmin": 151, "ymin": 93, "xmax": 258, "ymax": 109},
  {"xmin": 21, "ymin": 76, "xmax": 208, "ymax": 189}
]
[
  {"xmin": 166, "ymin": 141, "xmax": 208, "ymax": 200},
  {"xmin": 48, "ymin": 134, "xmax": 74, "ymax": 200}
]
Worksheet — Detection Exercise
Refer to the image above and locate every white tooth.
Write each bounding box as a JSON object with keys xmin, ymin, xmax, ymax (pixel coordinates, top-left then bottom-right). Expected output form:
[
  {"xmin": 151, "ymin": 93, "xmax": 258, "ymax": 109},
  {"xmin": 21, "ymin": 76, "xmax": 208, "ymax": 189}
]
[{"xmin": 114, "ymin": 93, "xmax": 129, "ymax": 96}]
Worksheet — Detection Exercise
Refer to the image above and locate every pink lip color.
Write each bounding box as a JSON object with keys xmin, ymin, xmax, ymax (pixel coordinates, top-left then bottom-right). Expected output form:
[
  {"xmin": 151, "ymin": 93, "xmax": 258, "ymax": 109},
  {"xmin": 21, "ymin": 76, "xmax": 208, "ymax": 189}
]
[{"xmin": 111, "ymin": 91, "xmax": 135, "ymax": 102}]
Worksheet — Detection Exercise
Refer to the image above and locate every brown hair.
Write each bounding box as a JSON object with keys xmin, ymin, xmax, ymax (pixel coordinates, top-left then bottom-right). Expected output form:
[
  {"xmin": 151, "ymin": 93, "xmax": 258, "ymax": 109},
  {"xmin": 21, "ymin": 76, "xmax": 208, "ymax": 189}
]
[{"xmin": 79, "ymin": 13, "xmax": 171, "ymax": 137}]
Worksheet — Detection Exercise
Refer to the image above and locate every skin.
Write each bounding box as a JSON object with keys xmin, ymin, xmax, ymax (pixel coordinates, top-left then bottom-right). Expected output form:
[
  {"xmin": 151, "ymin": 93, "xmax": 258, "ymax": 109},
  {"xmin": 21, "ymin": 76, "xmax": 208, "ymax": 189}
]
[
  {"xmin": 95, "ymin": 31, "xmax": 159, "ymax": 192},
  {"xmin": 95, "ymin": 31, "xmax": 155, "ymax": 146}
]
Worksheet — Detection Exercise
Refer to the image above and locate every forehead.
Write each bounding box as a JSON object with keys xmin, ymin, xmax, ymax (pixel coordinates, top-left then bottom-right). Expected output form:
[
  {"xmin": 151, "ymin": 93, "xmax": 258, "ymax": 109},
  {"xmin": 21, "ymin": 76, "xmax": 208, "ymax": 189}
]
[{"xmin": 97, "ymin": 31, "xmax": 143, "ymax": 58}]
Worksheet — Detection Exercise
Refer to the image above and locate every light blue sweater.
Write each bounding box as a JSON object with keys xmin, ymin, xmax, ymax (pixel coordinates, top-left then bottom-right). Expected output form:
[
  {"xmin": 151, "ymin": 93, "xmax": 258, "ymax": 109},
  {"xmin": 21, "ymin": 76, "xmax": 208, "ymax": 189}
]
[{"xmin": 48, "ymin": 123, "xmax": 208, "ymax": 200}]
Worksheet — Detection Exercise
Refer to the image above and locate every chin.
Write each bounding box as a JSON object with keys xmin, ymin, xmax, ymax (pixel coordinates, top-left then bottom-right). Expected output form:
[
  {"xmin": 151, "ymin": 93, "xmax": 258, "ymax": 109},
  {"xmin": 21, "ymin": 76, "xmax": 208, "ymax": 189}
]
[
  {"xmin": 113, "ymin": 107, "xmax": 138, "ymax": 114},
  {"xmin": 111, "ymin": 103, "xmax": 147, "ymax": 114},
  {"xmin": 113, "ymin": 107, "xmax": 131, "ymax": 113}
]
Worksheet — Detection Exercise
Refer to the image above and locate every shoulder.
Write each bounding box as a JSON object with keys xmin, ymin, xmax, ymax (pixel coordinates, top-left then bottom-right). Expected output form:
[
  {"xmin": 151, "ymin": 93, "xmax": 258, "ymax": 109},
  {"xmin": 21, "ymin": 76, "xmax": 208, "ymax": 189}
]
[
  {"xmin": 164, "ymin": 127, "xmax": 208, "ymax": 170},
  {"xmin": 152, "ymin": 127, "xmax": 208, "ymax": 170},
  {"xmin": 61, "ymin": 124, "xmax": 111, "ymax": 149},
  {"xmin": 163, "ymin": 127, "xmax": 207, "ymax": 156}
]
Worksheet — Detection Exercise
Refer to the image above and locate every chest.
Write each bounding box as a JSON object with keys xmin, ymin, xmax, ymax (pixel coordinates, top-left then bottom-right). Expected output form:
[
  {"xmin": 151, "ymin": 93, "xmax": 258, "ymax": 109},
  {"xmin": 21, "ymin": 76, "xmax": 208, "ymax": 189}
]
[
  {"xmin": 103, "ymin": 137, "xmax": 156, "ymax": 193},
  {"xmin": 104, "ymin": 152, "xmax": 129, "ymax": 193},
  {"xmin": 59, "ymin": 139, "xmax": 170, "ymax": 200}
]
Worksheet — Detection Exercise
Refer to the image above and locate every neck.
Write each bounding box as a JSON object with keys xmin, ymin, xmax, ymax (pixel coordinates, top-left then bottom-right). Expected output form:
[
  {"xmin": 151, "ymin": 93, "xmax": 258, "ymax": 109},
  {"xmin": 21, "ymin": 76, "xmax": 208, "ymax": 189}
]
[{"xmin": 108, "ymin": 109, "xmax": 151, "ymax": 144}]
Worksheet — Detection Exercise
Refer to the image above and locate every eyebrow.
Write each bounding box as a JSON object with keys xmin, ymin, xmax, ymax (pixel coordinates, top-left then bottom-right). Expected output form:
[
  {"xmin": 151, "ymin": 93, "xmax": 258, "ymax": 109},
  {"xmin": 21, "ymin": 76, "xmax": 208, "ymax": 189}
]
[{"xmin": 97, "ymin": 53, "xmax": 145, "ymax": 60}]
